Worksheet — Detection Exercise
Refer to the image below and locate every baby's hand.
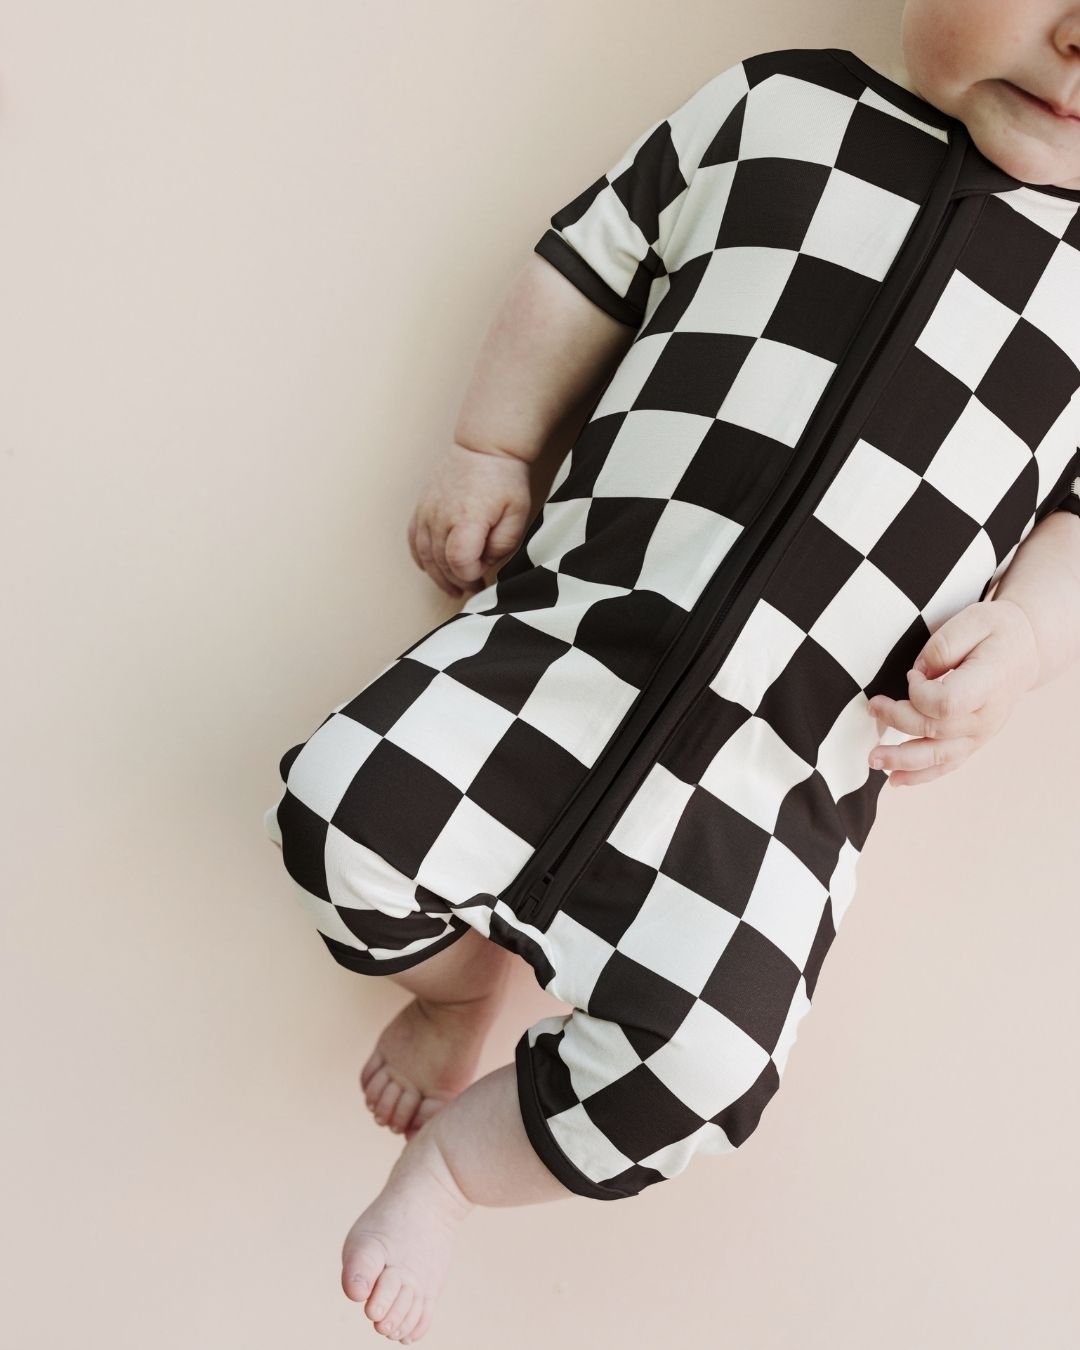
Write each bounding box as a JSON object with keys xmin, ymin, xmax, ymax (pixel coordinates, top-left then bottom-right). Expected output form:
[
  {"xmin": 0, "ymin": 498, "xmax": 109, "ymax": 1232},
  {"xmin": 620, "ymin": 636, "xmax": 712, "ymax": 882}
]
[
  {"xmin": 865, "ymin": 598, "xmax": 1040, "ymax": 788},
  {"xmin": 406, "ymin": 443, "xmax": 534, "ymax": 598}
]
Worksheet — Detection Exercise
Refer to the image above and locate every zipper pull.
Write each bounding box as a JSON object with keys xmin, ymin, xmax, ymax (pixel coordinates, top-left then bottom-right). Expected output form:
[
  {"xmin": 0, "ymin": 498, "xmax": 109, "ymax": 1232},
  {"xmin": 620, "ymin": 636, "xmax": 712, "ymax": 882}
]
[{"xmin": 521, "ymin": 870, "xmax": 556, "ymax": 920}]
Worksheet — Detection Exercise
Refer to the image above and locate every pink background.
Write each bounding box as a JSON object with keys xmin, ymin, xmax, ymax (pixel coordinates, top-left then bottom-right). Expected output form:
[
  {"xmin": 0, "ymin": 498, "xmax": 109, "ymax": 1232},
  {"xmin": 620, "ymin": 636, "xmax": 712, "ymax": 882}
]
[{"xmin": 4, "ymin": 1, "xmax": 1078, "ymax": 1345}]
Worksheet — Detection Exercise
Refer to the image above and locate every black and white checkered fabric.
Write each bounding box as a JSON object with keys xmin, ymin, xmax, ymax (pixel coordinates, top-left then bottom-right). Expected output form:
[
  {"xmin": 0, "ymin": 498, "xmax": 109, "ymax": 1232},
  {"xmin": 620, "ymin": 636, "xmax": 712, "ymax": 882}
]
[{"xmin": 265, "ymin": 46, "xmax": 1080, "ymax": 1200}]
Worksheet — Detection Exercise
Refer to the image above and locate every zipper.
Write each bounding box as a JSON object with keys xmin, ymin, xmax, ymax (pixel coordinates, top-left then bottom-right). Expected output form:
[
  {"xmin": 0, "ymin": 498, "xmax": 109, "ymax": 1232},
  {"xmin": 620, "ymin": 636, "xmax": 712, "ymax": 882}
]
[{"xmin": 505, "ymin": 130, "xmax": 976, "ymax": 931}]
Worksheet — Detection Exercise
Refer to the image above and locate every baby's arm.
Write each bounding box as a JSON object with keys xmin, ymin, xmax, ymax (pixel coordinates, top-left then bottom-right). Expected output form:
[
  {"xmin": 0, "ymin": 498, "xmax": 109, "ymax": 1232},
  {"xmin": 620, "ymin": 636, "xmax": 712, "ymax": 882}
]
[
  {"xmin": 407, "ymin": 255, "xmax": 635, "ymax": 597},
  {"xmin": 988, "ymin": 509, "xmax": 1080, "ymax": 691}
]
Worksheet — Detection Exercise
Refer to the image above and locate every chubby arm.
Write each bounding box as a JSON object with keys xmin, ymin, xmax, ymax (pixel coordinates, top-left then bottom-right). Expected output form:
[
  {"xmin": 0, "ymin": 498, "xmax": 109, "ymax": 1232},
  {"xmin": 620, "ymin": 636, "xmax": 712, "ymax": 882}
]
[
  {"xmin": 989, "ymin": 510, "xmax": 1080, "ymax": 691},
  {"xmin": 407, "ymin": 254, "xmax": 636, "ymax": 596},
  {"xmin": 453, "ymin": 253, "xmax": 635, "ymax": 466}
]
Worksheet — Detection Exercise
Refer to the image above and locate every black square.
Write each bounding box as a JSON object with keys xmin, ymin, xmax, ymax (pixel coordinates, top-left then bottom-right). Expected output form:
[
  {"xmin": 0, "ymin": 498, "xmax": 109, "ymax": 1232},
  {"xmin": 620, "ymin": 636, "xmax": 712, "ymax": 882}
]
[
  {"xmin": 446, "ymin": 614, "xmax": 568, "ymax": 715},
  {"xmin": 673, "ymin": 419, "xmax": 798, "ymax": 525},
  {"xmin": 338, "ymin": 657, "xmax": 437, "ymax": 736},
  {"xmin": 467, "ymin": 718, "xmax": 588, "ymax": 847},
  {"xmin": 661, "ymin": 786, "xmax": 771, "ymax": 915},
  {"xmin": 699, "ymin": 921, "xmax": 802, "ymax": 1053},
  {"xmin": 571, "ymin": 585, "xmax": 685, "ymax": 687},
  {"xmin": 634, "ymin": 330, "xmax": 754, "ymax": 417},
  {"xmin": 582, "ymin": 1063, "xmax": 706, "ymax": 1163},
  {"xmin": 718, "ymin": 157, "xmax": 832, "ymax": 252},
  {"xmin": 588, "ymin": 949, "xmax": 698, "ymax": 1054},
  {"xmin": 977, "ymin": 318, "xmax": 1080, "ymax": 448},
  {"xmin": 869, "ymin": 481, "xmax": 981, "ymax": 608},
  {"xmin": 332, "ymin": 738, "xmax": 462, "ymax": 878},
  {"xmin": 560, "ymin": 841, "xmax": 659, "ymax": 947},
  {"xmin": 763, "ymin": 252, "xmax": 881, "ymax": 363}
]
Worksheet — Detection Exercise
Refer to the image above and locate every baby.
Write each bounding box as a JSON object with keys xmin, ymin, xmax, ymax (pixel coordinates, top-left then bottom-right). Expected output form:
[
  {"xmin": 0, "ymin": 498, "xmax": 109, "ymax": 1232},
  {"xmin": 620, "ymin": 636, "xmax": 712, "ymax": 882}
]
[{"xmin": 265, "ymin": 1, "xmax": 1080, "ymax": 1342}]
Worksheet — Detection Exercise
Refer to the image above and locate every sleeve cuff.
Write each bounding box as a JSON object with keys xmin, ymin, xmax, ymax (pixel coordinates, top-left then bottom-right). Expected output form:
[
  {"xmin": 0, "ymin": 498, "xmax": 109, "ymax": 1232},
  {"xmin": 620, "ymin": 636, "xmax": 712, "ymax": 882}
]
[{"xmin": 533, "ymin": 230, "xmax": 643, "ymax": 329}]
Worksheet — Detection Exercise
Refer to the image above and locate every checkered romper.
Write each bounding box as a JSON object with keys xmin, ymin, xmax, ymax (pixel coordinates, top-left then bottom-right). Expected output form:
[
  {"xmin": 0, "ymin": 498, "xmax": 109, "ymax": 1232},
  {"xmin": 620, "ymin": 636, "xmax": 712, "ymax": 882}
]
[{"xmin": 264, "ymin": 46, "xmax": 1080, "ymax": 1200}]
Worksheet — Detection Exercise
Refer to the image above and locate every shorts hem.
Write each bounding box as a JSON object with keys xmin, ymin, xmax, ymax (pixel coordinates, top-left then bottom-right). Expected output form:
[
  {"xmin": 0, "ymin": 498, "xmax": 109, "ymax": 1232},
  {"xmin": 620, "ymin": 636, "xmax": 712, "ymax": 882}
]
[
  {"xmin": 319, "ymin": 918, "xmax": 471, "ymax": 976},
  {"xmin": 513, "ymin": 1031, "xmax": 633, "ymax": 1201}
]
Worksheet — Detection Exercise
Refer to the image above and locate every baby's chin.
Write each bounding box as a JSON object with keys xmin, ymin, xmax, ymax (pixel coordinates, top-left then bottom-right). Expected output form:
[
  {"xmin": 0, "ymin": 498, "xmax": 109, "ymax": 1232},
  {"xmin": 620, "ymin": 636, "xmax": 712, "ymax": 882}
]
[{"xmin": 964, "ymin": 116, "xmax": 1080, "ymax": 189}]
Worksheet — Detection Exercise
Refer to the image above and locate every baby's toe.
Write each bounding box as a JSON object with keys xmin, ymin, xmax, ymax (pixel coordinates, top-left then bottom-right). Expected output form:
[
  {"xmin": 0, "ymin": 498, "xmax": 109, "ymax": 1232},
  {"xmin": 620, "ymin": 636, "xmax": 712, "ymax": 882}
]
[
  {"xmin": 396, "ymin": 1294, "xmax": 427, "ymax": 1342},
  {"xmin": 366, "ymin": 1265, "xmax": 404, "ymax": 1324},
  {"xmin": 402, "ymin": 1300, "xmax": 433, "ymax": 1343},
  {"xmin": 340, "ymin": 1233, "xmax": 389, "ymax": 1303},
  {"xmin": 377, "ymin": 1280, "xmax": 417, "ymax": 1339}
]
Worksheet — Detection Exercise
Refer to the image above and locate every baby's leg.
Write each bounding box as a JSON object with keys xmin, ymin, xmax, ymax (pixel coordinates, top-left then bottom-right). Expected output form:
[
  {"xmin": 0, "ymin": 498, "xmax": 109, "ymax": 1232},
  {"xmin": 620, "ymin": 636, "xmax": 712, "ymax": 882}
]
[
  {"xmin": 265, "ymin": 790, "xmax": 520, "ymax": 1137},
  {"xmin": 342, "ymin": 1060, "xmax": 576, "ymax": 1344},
  {"xmin": 361, "ymin": 926, "xmax": 518, "ymax": 1137}
]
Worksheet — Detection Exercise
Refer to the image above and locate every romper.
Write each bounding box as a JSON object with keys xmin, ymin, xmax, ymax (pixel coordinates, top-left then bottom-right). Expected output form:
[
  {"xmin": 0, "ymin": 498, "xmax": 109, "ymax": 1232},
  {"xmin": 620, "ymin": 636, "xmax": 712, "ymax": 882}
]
[{"xmin": 263, "ymin": 47, "xmax": 1080, "ymax": 1201}]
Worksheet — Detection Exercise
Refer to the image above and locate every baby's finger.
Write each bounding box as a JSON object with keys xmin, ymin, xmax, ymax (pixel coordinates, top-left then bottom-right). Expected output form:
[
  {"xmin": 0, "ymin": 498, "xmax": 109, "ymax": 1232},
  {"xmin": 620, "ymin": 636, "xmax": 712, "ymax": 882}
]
[
  {"xmin": 870, "ymin": 732, "xmax": 977, "ymax": 784},
  {"xmin": 414, "ymin": 518, "xmax": 467, "ymax": 597},
  {"xmin": 442, "ymin": 519, "xmax": 490, "ymax": 588},
  {"xmin": 480, "ymin": 500, "xmax": 531, "ymax": 565},
  {"xmin": 866, "ymin": 689, "xmax": 979, "ymax": 742}
]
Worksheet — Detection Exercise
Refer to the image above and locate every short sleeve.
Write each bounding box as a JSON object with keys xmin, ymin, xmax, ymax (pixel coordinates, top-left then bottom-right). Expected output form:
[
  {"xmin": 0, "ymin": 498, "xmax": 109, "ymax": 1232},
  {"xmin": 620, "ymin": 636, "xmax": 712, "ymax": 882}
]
[
  {"xmin": 533, "ymin": 59, "xmax": 751, "ymax": 327},
  {"xmin": 1039, "ymin": 449, "xmax": 1080, "ymax": 521}
]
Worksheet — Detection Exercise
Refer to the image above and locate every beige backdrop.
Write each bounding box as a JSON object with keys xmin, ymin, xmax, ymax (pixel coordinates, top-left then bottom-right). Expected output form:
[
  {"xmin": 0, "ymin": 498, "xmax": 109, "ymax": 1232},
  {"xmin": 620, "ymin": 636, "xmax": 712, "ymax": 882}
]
[{"xmin": 4, "ymin": 2, "xmax": 1078, "ymax": 1346}]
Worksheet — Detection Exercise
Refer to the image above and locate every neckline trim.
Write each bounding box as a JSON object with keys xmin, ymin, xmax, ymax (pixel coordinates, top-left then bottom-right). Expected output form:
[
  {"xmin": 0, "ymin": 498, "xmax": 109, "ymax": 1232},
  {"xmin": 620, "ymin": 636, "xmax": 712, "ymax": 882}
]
[{"xmin": 827, "ymin": 48, "xmax": 1080, "ymax": 203}]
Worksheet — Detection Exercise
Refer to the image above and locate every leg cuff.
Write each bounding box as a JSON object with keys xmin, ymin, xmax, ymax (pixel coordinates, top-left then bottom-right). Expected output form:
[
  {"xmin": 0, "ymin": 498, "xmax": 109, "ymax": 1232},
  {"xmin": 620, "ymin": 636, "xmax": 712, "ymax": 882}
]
[
  {"xmin": 319, "ymin": 919, "xmax": 470, "ymax": 976},
  {"xmin": 513, "ymin": 1031, "xmax": 634, "ymax": 1201}
]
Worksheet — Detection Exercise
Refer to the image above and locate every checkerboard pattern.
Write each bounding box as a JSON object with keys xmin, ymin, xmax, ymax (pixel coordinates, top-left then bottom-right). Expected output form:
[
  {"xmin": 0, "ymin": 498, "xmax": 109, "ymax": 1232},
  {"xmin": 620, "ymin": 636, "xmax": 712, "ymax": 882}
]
[{"xmin": 265, "ymin": 47, "xmax": 1080, "ymax": 1200}]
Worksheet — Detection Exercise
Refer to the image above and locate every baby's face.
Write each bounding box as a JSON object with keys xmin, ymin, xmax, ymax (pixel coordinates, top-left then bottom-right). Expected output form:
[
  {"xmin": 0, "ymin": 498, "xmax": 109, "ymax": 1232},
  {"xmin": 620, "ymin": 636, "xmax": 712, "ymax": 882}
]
[{"xmin": 895, "ymin": 0, "xmax": 1080, "ymax": 189}]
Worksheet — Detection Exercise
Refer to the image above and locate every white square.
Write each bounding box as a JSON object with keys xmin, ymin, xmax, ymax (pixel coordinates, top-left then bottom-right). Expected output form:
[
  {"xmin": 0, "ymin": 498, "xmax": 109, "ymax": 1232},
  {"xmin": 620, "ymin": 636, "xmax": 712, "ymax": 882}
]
[
  {"xmin": 801, "ymin": 170, "xmax": 921, "ymax": 281},
  {"xmin": 698, "ymin": 716, "xmax": 813, "ymax": 834},
  {"xmin": 710, "ymin": 601, "xmax": 806, "ymax": 713},
  {"xmin": 415, "ymin": 796, "xmax": 533, "ymax": 905},
  {"xmin": 719, "ymin": 338, "xmax": 836, "ymax": 447},
  {"xmin": 770, "ymin": 981, "xmax": 812, "ymax": 1078},
  {"xmin": 664, "ymin": 159, "xmax": 738, "ymax": 272},
  {"xmin": 385, "ymin": 671, "xmax": 516, "ymax": 792},
  {"xmin": 510, "ymin": 572, "xmax": 630, "ymax": 645},
  {"xmin": 678, "ymin": 246, "xmax": 797, "ymax": 336},
  {"xmin": 518, "ymin": 646, "xmax": 640, "ymax": 767},
  {"xmin": 617, "ymin": 872, "xmax": 740, "ymax": 995},
  {"xmin": 404, "ymin": 613, "xmax": 498, "ymax": 671},
  {"xmin": 916, "ymin": 270, "xmax": 1018, "ymax": 390},
  {"xmin": 828, "ymin": 839, "xmax": 861, "ymax": 931},
  {"xmin": 591, "ymin": 409, "xmax": 712, "ymax": 499},
  {"xmin": 561, "ymin": 1012, "xmax": 646, "ymax": 1102},
  {"xmin": 592, "ymin": 331, "xmax": 674, "ymax": 415},
  {"xmin": 324, "ymin": 824, "xmax": 422, "ymax": 918},
  {"xmin": 541, "ymin": 912, "xmax": 620, "ymax": 1009},
  {"xmin": 637, "ymin": 498, "xmax": 742, "ymax": 610},
  {"xmin": 647, "ymin": 999, "xmax": 770, "ymax": 1119},
  {"xmin": 741, "ymin": 838, "xmax": 829, "ymax": 970},
  {"xmin": 284, "ymin": 712, "xmax": 380, "ymax": 822},
  {"xmin": 809, "ymin": 561, "xmax": 919, "ymax": 688},
  {"xmin": 815, "ymin": 693, "xmax": 882, "ymax": 803},
  {"xmin": 741, "ymin": 74, "xmax": 852, "ymax": 166},
  {"xmin": 815, "ymin": 439, "xmax": 922, "ymax": 554},
  {"xmin": 520, "ymin": 497, "xmax": 591, "ymax": 568},
  {"xmin": 921, "ymin": 531, "xmax": 1001, "ymax": 634},
  {"xmin": 1024, "ymin": 240, "xmax": 1080, "ymax": 370},
  {"xmin": 547, "ymin": 1101, "xmax": 637, "ymax": 1185},
  {"xmin": 922, "ymin": 400, "xmax": 1029, "ymax": 524},
  {"xmin": 607, "ymin": 763, "xmax": 696, "ymax": 868}
]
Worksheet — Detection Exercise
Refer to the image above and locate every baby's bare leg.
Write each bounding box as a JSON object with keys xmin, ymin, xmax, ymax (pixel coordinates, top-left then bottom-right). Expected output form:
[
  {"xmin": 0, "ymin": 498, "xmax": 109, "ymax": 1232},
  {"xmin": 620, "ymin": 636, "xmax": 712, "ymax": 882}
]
[
  {"xmin": 343, "ymin": 1061, "xmax": 575, "ymax": 1343},
  {"xmin": 360, "ymin": 927, "xmax": 518, "ymax": 1138}
]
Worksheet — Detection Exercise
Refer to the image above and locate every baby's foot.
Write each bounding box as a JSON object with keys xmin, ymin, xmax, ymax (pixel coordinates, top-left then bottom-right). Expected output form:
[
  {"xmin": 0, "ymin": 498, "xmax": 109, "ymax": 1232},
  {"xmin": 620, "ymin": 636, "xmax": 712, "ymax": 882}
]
[
  {"xmin": 341, "ymin": 1120, "xmax": 473, "ymax": 1343},
  {"xmin": 360, "ymin": 989, "xmax": 503, "ymax": 1140}
]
